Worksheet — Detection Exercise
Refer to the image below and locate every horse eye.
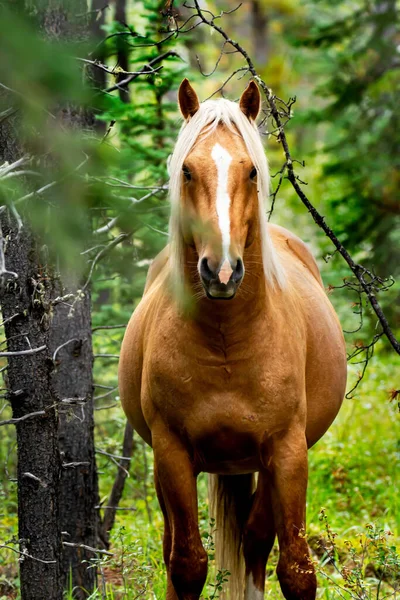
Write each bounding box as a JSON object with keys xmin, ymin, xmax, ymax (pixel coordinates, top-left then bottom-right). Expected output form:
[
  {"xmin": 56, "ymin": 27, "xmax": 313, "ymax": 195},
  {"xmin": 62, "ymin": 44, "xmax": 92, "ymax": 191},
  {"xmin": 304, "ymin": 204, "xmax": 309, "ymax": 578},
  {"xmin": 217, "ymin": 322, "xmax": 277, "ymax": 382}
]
[
  {"xmin": 250, "ymin": 167, "xmax": 257, "ymax": 180},
  {"xmin": 182, "ymin": 165, "xmax": 192, "ymax": 181}
]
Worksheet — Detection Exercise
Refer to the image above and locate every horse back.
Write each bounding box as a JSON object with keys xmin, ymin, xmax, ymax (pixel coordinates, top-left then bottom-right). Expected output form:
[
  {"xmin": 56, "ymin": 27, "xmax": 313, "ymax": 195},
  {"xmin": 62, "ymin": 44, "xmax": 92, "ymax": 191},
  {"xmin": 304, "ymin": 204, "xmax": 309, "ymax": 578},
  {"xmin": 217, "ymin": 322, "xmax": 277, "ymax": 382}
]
[{"xmin": 267, "ymin": 223, "xmax": 324, "ymax": 288}]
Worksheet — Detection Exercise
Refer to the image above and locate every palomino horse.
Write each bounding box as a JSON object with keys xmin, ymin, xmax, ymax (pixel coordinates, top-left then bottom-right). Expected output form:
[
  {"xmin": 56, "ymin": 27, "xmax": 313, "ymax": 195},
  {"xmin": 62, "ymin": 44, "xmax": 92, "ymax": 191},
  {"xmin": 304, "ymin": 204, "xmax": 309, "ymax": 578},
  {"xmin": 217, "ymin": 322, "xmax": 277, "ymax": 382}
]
[{"xmin": 119, "ymin": 79, "xmax": 347, "ymax": 600}]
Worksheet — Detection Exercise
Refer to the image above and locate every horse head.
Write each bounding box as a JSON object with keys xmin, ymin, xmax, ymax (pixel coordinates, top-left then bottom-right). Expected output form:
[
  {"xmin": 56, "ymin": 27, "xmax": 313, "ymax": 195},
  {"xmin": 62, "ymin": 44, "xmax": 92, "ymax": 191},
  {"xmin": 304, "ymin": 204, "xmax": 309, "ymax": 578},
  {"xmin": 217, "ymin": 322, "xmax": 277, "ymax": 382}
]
[{"xmin": 178, "ymin": 79, "xmax": 260, "ymax": 299}]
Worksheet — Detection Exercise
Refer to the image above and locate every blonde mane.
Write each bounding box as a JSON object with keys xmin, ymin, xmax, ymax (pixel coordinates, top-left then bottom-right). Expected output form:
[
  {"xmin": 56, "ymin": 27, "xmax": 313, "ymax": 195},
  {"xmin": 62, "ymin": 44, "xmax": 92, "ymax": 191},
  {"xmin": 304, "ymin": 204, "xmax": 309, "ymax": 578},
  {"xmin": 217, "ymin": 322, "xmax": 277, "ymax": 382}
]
[{"xmin": 168, "ymin": 97, "xmax": 286, "ymax": 290}]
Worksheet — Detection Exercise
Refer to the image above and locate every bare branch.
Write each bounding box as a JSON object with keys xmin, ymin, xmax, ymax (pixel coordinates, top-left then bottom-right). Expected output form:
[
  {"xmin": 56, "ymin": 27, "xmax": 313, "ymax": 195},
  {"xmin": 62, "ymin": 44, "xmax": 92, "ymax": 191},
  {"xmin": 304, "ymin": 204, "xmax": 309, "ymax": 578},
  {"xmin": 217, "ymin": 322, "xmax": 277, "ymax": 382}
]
[
  {"xmin": 0, "ymin": 345, "xmax": 46, "ymax": 357},
  {"xmin": 0, "ymin": 410, "xmax": 46, "ymax": 427},
  {"xmin": 0, "ymin": 543, "xmax": 56, "ymax": 564},
  {"xmin": 22, "ymin": 472, "xmax": 46, "ymax": 486},
  {"xmin": 77, "ymin": 57, "xmax": 162, "ymax": 77},
  {"xmin": 94, "ymin": 386, "xmax": 118, "ymax": 401},
  {"xmin": 105, "ymin": 50, "xmax": 181, "ymax": 94},
  {"xmin": 52, "ymin": 338, "xmax": 81, "ymax": 362},
  {"xmin": 82, "ymin": 232, "xmax": 132, "ymax": 292},
  {"xmin": 62, "ymin": 541, "xmax": 113, "ymax": 556},
  {"xmin": 92, "ymin": 324, "xmax": 127, "ymax": 332},
  {"xmin": 96, "ymin": 505, "xmax": 136, "ymax": 511},
  {"xmin": 14, "ymin": 155, "xmax": 89, "ymax": 205},
  {"xmin": 96, "ymin": 448, "xmax": 131, "ymax": 461}
]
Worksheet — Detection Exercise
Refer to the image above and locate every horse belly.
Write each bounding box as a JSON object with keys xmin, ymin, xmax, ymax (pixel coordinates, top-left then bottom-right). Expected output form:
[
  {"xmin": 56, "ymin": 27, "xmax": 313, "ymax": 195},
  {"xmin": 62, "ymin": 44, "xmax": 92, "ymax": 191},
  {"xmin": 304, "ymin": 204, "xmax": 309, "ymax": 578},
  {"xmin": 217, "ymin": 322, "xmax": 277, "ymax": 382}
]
[{"xmin": 191, "ymin": 410, "xmax": 263, "ymax": 474}]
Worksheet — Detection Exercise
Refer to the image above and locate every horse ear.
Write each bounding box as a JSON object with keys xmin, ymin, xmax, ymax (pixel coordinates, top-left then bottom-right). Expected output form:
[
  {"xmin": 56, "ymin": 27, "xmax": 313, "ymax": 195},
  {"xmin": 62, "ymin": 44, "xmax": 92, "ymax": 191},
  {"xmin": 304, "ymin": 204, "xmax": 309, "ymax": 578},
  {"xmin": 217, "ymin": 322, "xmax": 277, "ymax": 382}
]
[
  {"xmin": 239, "ymin": 81, "xmax": 261, "ymax": 121},
  {"xmin": 178, "ymin": 78, "xmax": 200, "ymax": 120}
]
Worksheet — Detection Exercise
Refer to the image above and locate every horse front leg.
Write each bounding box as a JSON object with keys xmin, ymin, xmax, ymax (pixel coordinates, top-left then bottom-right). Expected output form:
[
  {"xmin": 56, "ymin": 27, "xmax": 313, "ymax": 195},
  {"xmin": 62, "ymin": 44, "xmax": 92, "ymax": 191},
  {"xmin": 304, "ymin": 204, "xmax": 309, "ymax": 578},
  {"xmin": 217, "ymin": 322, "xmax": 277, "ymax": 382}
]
[
  {"xmin": 266, "ymin": 427, "xmax": 317, "ymax": 600},
  {"xmin": 153, "ymin": 423, "xmax": 208, "ymax": 600}
]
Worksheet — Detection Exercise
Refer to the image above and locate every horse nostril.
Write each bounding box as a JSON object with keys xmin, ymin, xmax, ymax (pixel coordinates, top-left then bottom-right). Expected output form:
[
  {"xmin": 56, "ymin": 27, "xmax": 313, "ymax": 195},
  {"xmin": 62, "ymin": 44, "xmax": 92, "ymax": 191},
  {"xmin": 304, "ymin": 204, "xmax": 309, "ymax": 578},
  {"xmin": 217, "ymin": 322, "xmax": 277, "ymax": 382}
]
[
  {"xmin": 232, "ymin": 259, "xmax": 244, "ymax": 283},
  {"xmin": 199, "ymin": 257, "xmax": 216, "ymax": 283}
]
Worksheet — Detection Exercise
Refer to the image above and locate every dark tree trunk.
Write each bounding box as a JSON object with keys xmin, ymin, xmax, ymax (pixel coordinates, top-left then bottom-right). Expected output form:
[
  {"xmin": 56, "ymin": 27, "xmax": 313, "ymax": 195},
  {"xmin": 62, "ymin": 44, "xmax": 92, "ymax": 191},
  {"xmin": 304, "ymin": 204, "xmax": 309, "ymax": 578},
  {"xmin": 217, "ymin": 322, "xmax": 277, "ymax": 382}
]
[
  {"xmin": 99, "ymin": 420, "xmax": 134, "ymax": 546},
  {"xmin": 250, "ymin": 0, "xmax": 269, "ymax": 65},
  {"xmin": 51, "ymin": 281, "xmax": 99, "ymax": 597},
  {"xmin": 0, "ymin": 205, "xmax": 63, "ymax": 599},
  {"xmin": 36, "ymin": 2, "xmax": 100, "ymax": 596}
]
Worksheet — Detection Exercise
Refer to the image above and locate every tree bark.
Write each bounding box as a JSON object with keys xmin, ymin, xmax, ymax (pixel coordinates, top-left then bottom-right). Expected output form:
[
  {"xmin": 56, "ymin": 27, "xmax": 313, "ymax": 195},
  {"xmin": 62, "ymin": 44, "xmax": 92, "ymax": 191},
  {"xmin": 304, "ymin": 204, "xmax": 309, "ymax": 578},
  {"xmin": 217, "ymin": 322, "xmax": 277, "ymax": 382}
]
[
  {"xmin": 36, "ymin": 1, "xmax": 101, "ymax": 595},
  {"xmin": 0, "ymin": 205, "xmax": 63, "ymax": 599},
  {"xmin": 50, "ymin": 281, "xmax": 99, "ymax": 597}
]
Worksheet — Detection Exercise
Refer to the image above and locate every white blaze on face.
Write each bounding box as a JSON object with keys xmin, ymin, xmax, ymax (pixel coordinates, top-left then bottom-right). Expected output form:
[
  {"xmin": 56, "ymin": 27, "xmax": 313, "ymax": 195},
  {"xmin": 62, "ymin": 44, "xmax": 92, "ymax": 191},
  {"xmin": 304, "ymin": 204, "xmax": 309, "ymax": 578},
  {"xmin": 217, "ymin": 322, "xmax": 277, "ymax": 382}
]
[
  {"xmin": 211, "ymin": 143, "xmax": 233, "ymax": 265},
  {"xmin": 245, "ymin": 574, "xmax": 264, "ymax": 600}
]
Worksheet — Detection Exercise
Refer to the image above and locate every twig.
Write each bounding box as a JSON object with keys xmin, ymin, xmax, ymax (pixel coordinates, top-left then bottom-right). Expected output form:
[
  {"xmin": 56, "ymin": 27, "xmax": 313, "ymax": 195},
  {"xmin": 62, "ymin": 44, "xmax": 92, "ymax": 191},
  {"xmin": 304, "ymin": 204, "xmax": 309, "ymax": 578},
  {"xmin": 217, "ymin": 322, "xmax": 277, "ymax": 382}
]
[
  {"xmin": 92, "ymin": 324, "xmax": 127, "ymax": 332},
  {"xmin": 77, "ymin": 57, "xmax": 161, "ymax": 77},
  {"xmin": 52, "ymin": 338, "xmax": 81, "ymax": 362},
  {"xmin": 94, "ymin": 403, "xmax": 118, "ymax": 411},
  {"xmin": 82, "ymin": 233, "xmax": 132, "ymax": 292},
  {"xmin": 97, "ymin": 450, "xmax": 129, "ymax": 477},
  {"xmin": 96, "ymin": 449, "xmax": 131, "ymax": 461},
  {"xmin": 105, "ymin": 51, "xmax": 181, "ymax": 94},
  {"xmin": 14, "ymin": 155, "xmax": 89, "ymax": 205},
  {"xmin": 94, "ymin": 386, "xmax": 118, "ymax": 401},
  {"xmin": 62, "ymin": 541, "xmax": 113, "ymax": 556},
  {"xmin": 94, "ymin": 188, "xmax": 165, "ymax": 235},
  {"xmin": 0, "ymin": 345, "xmax": 46, "ymax": 357},
  {"xmin": 96, "ymin": 506, "xmax": 136, "ymax": 511},
  {"xmin": 0, "ymin": 410, "xmax": 46, "ymax": 427},
  {"xmin": 0, "ymin": 543, "xmax": 56, "ymax": 564}
]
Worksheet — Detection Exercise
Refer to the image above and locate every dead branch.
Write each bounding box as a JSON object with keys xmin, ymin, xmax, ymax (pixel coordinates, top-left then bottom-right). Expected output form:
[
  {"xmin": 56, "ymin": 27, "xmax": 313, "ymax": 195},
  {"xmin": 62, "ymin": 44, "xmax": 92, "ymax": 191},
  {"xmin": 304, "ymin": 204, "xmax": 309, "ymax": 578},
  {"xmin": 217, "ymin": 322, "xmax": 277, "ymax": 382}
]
[
  {"xmin": 0, "ymin": 410, "xmax": 46, "ymax": 427},
  {"xmin": 0, "ymin": 345, "xmax": 46, "ymax": 357},
  {"xmin": 92, "ymin": 324, "xmax": 127, "ymax": 332}
]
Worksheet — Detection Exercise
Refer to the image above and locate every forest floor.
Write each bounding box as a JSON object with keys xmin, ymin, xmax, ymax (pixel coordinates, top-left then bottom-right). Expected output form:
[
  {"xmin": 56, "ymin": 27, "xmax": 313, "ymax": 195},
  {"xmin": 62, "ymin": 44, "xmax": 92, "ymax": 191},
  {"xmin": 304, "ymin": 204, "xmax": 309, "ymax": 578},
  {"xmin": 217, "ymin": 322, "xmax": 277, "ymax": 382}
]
[{"xmin": 1, "ymin": 352, "xmax": 399, "ymax": 599}]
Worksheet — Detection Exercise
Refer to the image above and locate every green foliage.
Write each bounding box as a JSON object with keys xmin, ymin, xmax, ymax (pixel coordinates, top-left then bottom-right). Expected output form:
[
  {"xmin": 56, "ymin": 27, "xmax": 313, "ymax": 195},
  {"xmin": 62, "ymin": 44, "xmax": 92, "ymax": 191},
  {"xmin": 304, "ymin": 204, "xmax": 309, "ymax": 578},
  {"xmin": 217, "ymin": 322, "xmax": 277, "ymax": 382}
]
[
  {"xmin": 315, "ymin": 511, "xmax": 400, "ymax": 599},
  {"xmin": 286, "ymin": 0, "xmax": 400, "ymax": 328}
]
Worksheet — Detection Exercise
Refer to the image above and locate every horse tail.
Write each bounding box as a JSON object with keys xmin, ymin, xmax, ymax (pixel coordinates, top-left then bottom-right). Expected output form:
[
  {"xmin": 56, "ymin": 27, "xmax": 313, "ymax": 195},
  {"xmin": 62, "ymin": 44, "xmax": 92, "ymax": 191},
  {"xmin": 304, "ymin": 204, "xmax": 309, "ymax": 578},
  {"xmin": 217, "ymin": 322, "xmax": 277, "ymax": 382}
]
[{"xmin": 208, "ymin": 473, "xmax": 255, "ymax": 599}]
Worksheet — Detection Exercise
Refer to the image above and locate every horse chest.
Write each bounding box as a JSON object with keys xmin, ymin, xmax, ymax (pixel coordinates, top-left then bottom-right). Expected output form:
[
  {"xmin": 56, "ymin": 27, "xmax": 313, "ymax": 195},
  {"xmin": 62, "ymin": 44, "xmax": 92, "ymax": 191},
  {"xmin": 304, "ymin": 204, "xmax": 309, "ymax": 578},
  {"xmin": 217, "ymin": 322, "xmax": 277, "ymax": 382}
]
[{"xmin": 143, "ymin": 319, "xmax": 303, "ymax": 458}]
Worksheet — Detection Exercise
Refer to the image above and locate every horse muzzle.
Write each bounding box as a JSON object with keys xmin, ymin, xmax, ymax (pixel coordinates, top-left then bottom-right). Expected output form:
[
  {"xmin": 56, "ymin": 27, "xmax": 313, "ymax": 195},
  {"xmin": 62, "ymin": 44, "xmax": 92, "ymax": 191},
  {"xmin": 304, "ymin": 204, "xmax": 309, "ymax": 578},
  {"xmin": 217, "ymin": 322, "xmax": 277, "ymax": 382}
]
[{"xmin": 199, "ymin": 257, "xmax": 244, "ymax": 300}]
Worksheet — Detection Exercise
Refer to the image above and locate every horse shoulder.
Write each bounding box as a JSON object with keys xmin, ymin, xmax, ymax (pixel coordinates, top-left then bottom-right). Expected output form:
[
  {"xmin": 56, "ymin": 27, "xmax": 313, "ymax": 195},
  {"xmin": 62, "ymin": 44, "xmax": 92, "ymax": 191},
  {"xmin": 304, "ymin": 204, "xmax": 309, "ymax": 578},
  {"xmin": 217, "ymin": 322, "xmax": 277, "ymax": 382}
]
[{"xmin": 267, "ymin": 223, "xmax": 324, "ymax": 288}]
